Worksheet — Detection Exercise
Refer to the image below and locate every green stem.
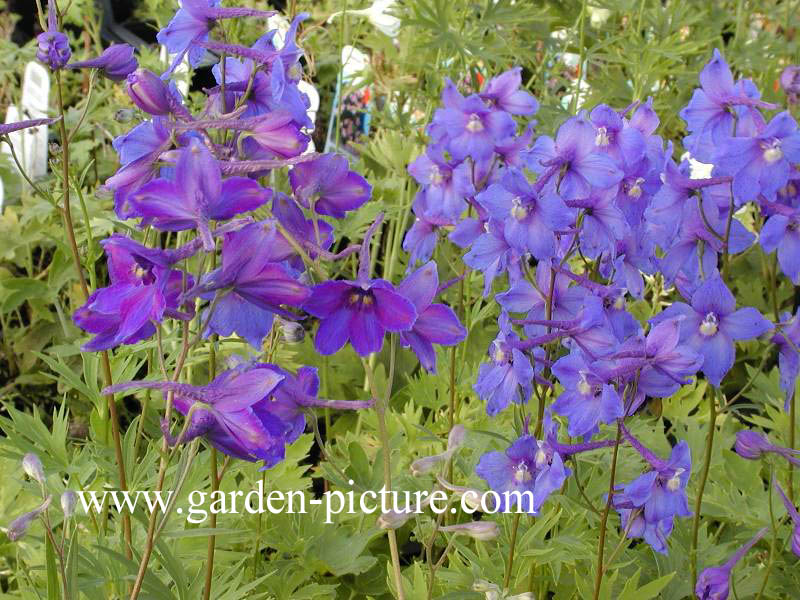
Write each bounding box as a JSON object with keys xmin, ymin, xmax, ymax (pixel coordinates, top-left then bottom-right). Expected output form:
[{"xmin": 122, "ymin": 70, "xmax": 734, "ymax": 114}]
[
  {"xmin": 363, "ymin": 338, "xmax": 405, "ymax": 600},
  {"xmin": 690, "ymin": 387, "xmax": 717, "ymax": 596},
  {"xmin": 755, "ymin": 468, "xmax": 777, "ymax": 600},
  {"xmin": 503, "ymin": 512, "xmax": 522, "ymax": 590},
  {"xmin": 592, "ymin": 422, "xmax": 623, "ymax": 600}
]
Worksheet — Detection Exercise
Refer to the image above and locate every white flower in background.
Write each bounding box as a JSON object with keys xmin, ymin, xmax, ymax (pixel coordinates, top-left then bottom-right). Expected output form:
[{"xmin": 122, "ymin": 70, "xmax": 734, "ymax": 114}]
[
  {"xmin": 328, "ymin": 0, "xmax": 401, "ymax": 38},
  {"xmin": 266, "ymin": 14, "xmax": 291, "ymax": 48},
  {"xmin": 342, "ymin": 44, "xmax": 370, "ymax": 87},
  {"xmin": 588, "ymin": 6, "xmax": 612, "ymax": 28}
]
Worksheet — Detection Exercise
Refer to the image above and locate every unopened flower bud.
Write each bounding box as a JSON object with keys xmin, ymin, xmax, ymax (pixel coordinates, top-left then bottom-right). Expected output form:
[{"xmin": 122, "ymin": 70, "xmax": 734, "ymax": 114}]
[
  {"xmin": 279, "ymin": 319, "xmax": 305, "ymax": 343},
  {"xmin": 114, "ymin": 109, "xmax": 136, "ymax": 123},
  {"xmin": 410, "ymin": 454, "xmax": 445, "ymax": 476},
  {"xmin": 5, "ymin": 496, "xmax": 52, "ymax": 541},
  {"xmin": 734, "ymin": 430, "xmax": 772, "ymax": 460},
  {"xmin": 781, "ymin": 65, "xmax": 800, "ymax": 104},
  {"xmin": 60, "ymin": 490, "xmax": 77, "ymax": 518},
  {"xmin": 126, "ymin": 69, "xmax": 173, "ymax": 116},
  {"xmin": 439, "ymin": 520, "xmax": 499, "ymax": 541},
  {"xmin": 447, "ymin": 424, "xmax": 466, "ymax": 452},
  {"xmin": 22, "ymin": 453, "xmax": 45, "ymax": 485}
]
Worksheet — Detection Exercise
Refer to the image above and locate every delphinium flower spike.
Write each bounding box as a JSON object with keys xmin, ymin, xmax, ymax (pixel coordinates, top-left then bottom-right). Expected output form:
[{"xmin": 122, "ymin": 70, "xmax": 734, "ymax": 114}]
[{"xmin": 36, "ymin": 0, "xmax": 70, "ymax": 70}]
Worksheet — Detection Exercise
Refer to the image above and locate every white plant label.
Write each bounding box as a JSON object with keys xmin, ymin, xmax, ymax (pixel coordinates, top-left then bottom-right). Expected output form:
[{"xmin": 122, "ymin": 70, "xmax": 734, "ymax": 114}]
[{"xmin": 21, "ymin": 61, "xmax": 50, "ymax": 179}]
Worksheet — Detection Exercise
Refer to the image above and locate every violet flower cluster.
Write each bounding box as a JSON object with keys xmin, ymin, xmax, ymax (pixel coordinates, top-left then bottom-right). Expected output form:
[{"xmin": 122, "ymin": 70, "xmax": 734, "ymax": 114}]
[
  {"xmin": 55, "ymin": 3, "xmax": 466, "ymax": 470},
  {"xmin": 406, "ymin": 49, "xmax": 799, "ymax": 554}
]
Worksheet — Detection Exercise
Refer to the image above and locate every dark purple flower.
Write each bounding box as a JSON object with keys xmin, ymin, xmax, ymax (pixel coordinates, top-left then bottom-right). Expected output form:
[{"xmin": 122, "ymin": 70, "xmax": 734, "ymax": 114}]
[
  {"xmin": 524, "ymin": 114, "xmax": 623, "ymax": 200},
  {"xmin": 67, "ymin": 43, "xmax": 137, "ymax": 81},
  {"xmin": 428, "ymin": 79, "xmax": 516, "ymax": 162},
  {"xmin": 479, "ymin": 67, "xmax": 539, "ymax": 116},
  {"xmin": 695, "ymin": 527, "xmax": 767, "ymax": 599},
  {"xmin": 289, "ymin": 153, "xmax": 371, "ymax": 218},
  {"xmin": 734, "ymin": 430, "xmax": 800, "ymax": 466},
  {"xmin": 715, "ymin": 111, "xmax": 800, "ymax": 203},
  {"xmin": 73, "ymin": 235, "xmax": 193, "ymax": 351},
  {"xmin": 775, "ymin": 481, "xmax": 800, "ymax": 557},
  {"xmin": 760, "ymin": 208, "xmax": 800, "ymax": 283},
  {"xmin": 303, "ymin": 217, "xmax": 416, "ymax": 356},
  {"xmin": 652, "ymin": 276, "xmax": 772, "ymax": 386},
  {"xmin": 106, "ymin": 365, "xmax": 372, "ymax": 469},
  {"xmin": 129, "ymin": 139, "xmax": 271, "ymax": 249},
  {"xmin": 551, "ymin": 350, "xmax": 622, "ymax": 438},
  {"xmin": 396, "ymin": 262, "xmax": 466, "ymax": 372},
  {"xmin": 473, "ymin": 314, "xmax": 534, "ymax": 415},
  {"xmin": 475, "ymin": 417, "xmax": 570, "ymax": 515},
  {"xmin": 476, "ymin": 167, "xmax": 572, "ymax": 259},
  {"xmin": 186, "ymin": 222, "xmax": 310, "ymax": 348},
  {"xmin": 36, "ymin": 1, "xmax": 70, "ymax": 70}
]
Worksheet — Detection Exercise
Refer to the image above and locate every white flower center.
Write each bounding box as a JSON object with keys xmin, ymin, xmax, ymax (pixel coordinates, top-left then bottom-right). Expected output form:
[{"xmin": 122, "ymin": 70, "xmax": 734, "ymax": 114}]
[
  {"xmin": 514, "ymin": 462, "xmax": 532, "ymax": 483},
  {"xmin": 510, "ymin": 196, "xmax": 528, "ymax": 220},
  {"xmin": 595, "ymin": 126, "xmax": 611, "ymax": 147},
  {"xmin": 534, "ymin": 448, "xmax": 548, "ymax": 468},
  {"xmin": 492, "ymin": 343, "xmax": 506, "ymax": 363},
  {"xmin": 666, "ymin": 468, "xmax": 684, "ymax": 492},
  {"xmin": 763, "ymin": 140, "xmax": 783, "ymax": 163},
  {"xmin": 466, "ymin": 113, "xmax": 484, "ymax": 133},
  {"xmin": 430, "ymin": 165, "xmax": 444, "ymax": 185},
  {"xmin": 627, "ymin": 177, "xmax": 645, "ymax": 199},
  {"xmin": 577, "ymin": 374, "xmax": 592, "ymax": 396},
  {"xmin": 699, "ymin": 312, "xmax": 719, "ymax": 337}
]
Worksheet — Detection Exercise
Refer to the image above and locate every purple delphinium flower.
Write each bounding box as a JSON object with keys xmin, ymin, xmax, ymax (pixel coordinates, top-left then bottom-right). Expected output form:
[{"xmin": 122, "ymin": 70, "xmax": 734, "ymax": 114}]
[
  {"xmin": 186, "ymin": 221, "xmax": 310, "ymax": 348},
  {"xmin": 428, "ymin": 79, "xmax": 516, "ymax": 162},
  {"xmin": 73, "ymin": 235, "xmax": 193, "ymax": 351},
  {"xmin": 496, "ymin": 260, "xmax": 586, "ymax": 338},
  {"xmin": 652, "ymin": 275, "xmax": 772, "ymax": 386},
  {"xmin": 759, "ymin": 207, "xmax": 800, "ymax": 284},
  {"xmin": 772, "ymin": 310, "xmax": 800, "ymax": 410},
  {"xmin": 407, "ymin": 146, "xmax": 474, "ymax": 220},
  {"xmin": 129, "ymin": 139, "xmax": 271, "ymax": 250},
  {"xmin": 157, "ymin": 0, "xmax": 274, "ymax": 70},
  {"xmin": 289, "ymin": 153, "xmax": 371, "ymax": 218},
  {"xmin": 734, "ymin": 430, "xmax": 800, "ymax": 466},
  {"xmin": 589, "ymin": 103, "xmax": 646, "ymax": 166},
  {"xmin": 610, "ymin": 317, "xmax": 704, "ymax": 402},
  {"xmin": 396, "ymin": 261, "xmax": 467, "ymax": 373},
  {"xmin": 775, "ymin": 481, "xmax": 800, "ymax": 557},
  {"xmin": 475, "ymin": 417, "xmax": 570, "ymax": 515},
  {"xmin": 463, "ymin": 220, "xmax": 524, "ymax": 297},
  {"xmin": 67, "ymin": 44, "xmax": 137, "ymax": 81},
  {"xmin": 473, "ymin": 314, "xmax": 535, "ymax": 415},
  {"xmin": 476, "ymin": 167, "xmax": 572, "ymax": 259},
  {"xmin": 551, "ymin": 350, "xmax": 622, "ymax": 438},
  {"xmin": 479, "ymin": 67, "xmax": 539, "ymax": 116},
  {"xmin": 715, "ymin": 111, "xmax": 800, "ymax": 203},
  {"xmin": 695, "ymin": 527, "xmax": 767, "ymax": 599},
  {"xmin": 106, "ymin": 365, "xmax": 372, "ymax": 470},
  {"xmin": 613, "ymin": 427, "xmax": 692, "ymax": 554},
  {"xmin": 125, "ymin": 68, "xmax": 189, "ymax": 117},
  {"xmin": 303, "ymin": 217, "xmax": 417, "ymax": 357},
  {"xmin": 36, "ymin": 1, "xmax": 70, "ymax": 70},
  {"xmin": 402, "ymin": 212, "xmax": 448, "ymax": 267},
  {"xmin": 524, "ymin": 114, "xmax": 623, "ymax": 201},
  {"xmin": 680, "ymin": 49, "xmax": 769, "ymax": 163},
  {"xmin": 573, "ymin": 187, "xmax": 629, "ymax": 259}
]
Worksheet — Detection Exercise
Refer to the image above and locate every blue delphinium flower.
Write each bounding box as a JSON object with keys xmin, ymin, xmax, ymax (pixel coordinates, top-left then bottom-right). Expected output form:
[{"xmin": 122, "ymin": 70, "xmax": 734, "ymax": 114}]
[
  {"xmin": 36, "ymin": 1, "xmax": 70, "ymax": 70},
  {"xmin": 473, "ymin": 313, "xmax": 535, "ymax": 416},
  {"xmin": 651, "ymin": 275, "xmax": 772, "ymax": 386},
  {"xmin": 760, "ymin": 207, "xmax": 800, "ymax": 284}
]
